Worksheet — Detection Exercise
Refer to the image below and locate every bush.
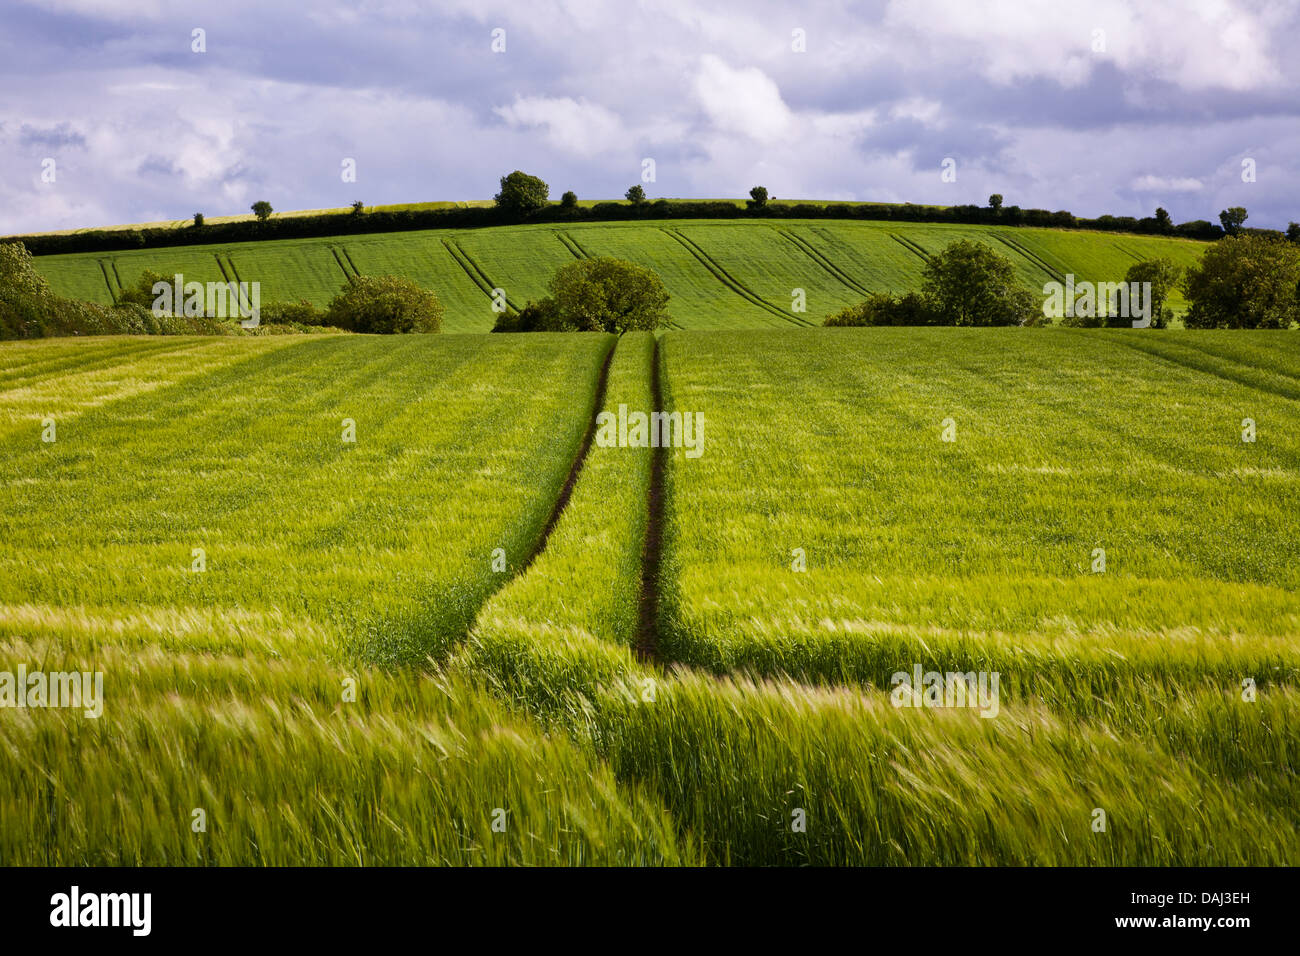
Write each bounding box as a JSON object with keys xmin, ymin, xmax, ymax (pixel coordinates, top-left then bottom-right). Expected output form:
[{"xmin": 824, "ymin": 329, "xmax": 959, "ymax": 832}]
[
  {"xmin": 324, "ymin": 275, "xmax": 443, "ymax": 333},
  {"xmin": 493, "ymin": 298, "xmax": 564, "ymax": 333},
  {"xmin": 747, "ymin": 186, "xmax": 769, "ymax": 209},
  {"xmin": 262, "ymin": 299, "xmax": 328, "ymax": 326},
  {"xmin": 824, "ymin": 292, "xmax": 938, "ymax": 326},
  {"xmin": 494, "ymin": 171, "xmax": 549, "ymax": 216},
  {"xmin": 0, "ymin": 242, "xmax": 52, "ymax": 299},
  {"xmin": 549, "ymin": 257, "xmax": 670, "ymax": 332},
  {"xmin": 560, "ymin": 191, "xmax": 578, "ymax": 208},
  {"xmin": 115, "ymin": 269, "xmax": 167, "ymax": 309},
  {"xmin": 193, "ymin": 213, "xmax": 204, "ymax": 227},
  {"xmin": 499, "ymin": 258, "xmax": 670, "ymax": 332},
  {"xmin": 1183, "ymin": 234, "xmax": 1300, "ymax": 329},
  {"xmin": 921, "ymin": 240, "xmax": 1039, "ymax": 326}
]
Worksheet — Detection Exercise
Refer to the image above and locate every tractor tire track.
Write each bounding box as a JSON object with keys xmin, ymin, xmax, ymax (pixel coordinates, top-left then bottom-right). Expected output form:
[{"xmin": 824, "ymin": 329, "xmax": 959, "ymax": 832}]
[
  {"xmin": 517, "ymin": 336, "xmax": 619, "ymax": 576},
  {"xmin": 97, "ymin": 259, "xmax": 119, "ymax": 303},
  {"xmin": 993, "ymin": 234, "xmax": 1066, "ymax": 284},
  {"xmin": 778, "ymin": 229, "xmax": 873, "ymax": 298},
  {"xmin": 635, "ymin": 334, "xmax": 667, "ymax": 662},
  {"xmin": 329, "ymin": 245, "xmax": 358, "ymax": 284},
  {"xmin": 213, "ymin": 253, "xmax": 234, "ymax": 285},
  {"xmin": 441, "ymin": 238, "xmax": 524, "ymax": 313},
  {"xmin": 555, "ymin": 231, "xmax": 590, "ymax": 259},
  {"xmin": 890, "ymin": 233, "xmax": 931, "ymax": 263},
  {"xmin": 660, "ymin": 228, "xmax": 813, "ymax": 327},
  {"xmin": 340, "ymin": 246, "xmax": 362, "ymax": 278}
]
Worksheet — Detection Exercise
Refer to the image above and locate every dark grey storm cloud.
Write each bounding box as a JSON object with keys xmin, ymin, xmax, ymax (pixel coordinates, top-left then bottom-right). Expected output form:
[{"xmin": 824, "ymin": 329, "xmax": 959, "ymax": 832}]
[{"xmin": 2, "ymin": 0, "xmax": 1297, "ymax": 234}]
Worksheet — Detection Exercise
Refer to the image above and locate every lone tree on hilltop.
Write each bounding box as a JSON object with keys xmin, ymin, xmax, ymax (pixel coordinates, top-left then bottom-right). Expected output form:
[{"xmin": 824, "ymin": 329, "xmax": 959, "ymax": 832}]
[
  {"xmin": 494, "ymin": 171, "xmax": 549, "ymax": 215},
  {"xmin": 988, "ymin": 194, "xmax": 1003, "ymax": 213},
  {"xmin": 250, "ymin": 201, "xmax": 273, "ymax": 222},
  {"xmin": 1218, "ymin": 206, "xmax": 1248, "ymax": 235}
]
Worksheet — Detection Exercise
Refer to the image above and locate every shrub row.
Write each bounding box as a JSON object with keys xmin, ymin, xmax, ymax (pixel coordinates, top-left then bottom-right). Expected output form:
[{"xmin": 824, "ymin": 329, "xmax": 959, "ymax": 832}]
[{"xmin": 11, "ymin": 198, "xmax": 1227, "ymax": 258}]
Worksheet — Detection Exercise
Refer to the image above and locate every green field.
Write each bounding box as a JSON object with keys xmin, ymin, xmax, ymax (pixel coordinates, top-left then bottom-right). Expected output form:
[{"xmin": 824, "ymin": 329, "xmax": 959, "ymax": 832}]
[
  {"xmin": 2, "ymin": 328, "xmax": 1296, "ymax": 865},
  {"xmin": 29, "ymin": 219, "xmax": 1209, "ymax": 332}
]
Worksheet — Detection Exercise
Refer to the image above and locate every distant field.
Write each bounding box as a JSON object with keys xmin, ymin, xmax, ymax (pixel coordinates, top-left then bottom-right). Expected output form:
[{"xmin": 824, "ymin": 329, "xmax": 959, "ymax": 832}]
[
  {"xmin": 29, "ymin": 219, "xmax": 1209, "ymax": 331},
  {"xmin": 1, "ymin": 329, "xmax": 1296, "ymax": 865}
]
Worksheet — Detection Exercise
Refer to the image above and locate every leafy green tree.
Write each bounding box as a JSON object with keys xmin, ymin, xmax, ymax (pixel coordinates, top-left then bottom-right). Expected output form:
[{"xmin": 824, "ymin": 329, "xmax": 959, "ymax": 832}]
[
  {"xmin": 1287, "ymin": 222, "xmax": 1300, "ymax": 243},
  {"xmin": 251, "ymin": 201, "xmax": 273, "ymax": 222},
  {"xmin": 625, "ymin": 184, "xmax": 647, "ymax": 205},
  {"xmin": 540, "ymin": 257, "xmax": 670, "ymax": 332},
  {"xmin": 0, "ymin": 242, "xmax": 52, "ymax": 299},
  {"xmin": 560, "ymin": 190, "xmax": 578, "ymax": 208},
  {"xmin": 116, "ymin": 269, "xmax": 169, "ymax": 309},
  {"xmin": 921, "ymin": 239, "xmax": 1038, "ymax": 326},
  {"xmin": 325, "ymin": 275, "xmax": 443, "ymax": 333},
  {"xmin": 1218, "ymin": 206, "xmax": 1248, "ymax": 235},
  {"xmin": 747, "ymin": 185, "xmax": 769, "ymax": 209},
  {"xmin": 2, "ymin": 241, "xmax": 145, "ymax": 339},
  {"xmin": 350, "ymin": 201, "xmax": 365, "ymax": 215},
  {"xmin": 1123, "ymin": 258, "xmax": 1181, "ymax": 328},
  {"xmin": 494, "ymin": 170, "xmax": 549, "ymax": 215},
  {"xmin": 1154, "ymin": 207, "xmax": 1173, "ymax": 232},
  {"xmin": 988, "ymin": 194, "xmax": 1003, "ymax": 213},
  {"xmin": 1183, "ymin": 234, "xmax": 1300, "ymax": 329},
  {"xmin": 193, "ymin": 212, "xmax": 204, "ymax": 227}
]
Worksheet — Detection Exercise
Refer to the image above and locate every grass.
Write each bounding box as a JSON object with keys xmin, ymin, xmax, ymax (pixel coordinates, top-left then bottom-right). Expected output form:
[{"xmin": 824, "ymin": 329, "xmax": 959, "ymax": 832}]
[
  {"xmin": 0, "ymin": 334, "xmax": 610, "ymax": 666},
  {"xmin": 1, "ymin": 328, "xmax": 1296, "ymax": 865},
  {"xmin": 657, "ymin": 328, "xmax": 1300, "ymax": 698},
  {"xmin": 0, "ymin": 643, "xmax": 690, "ymax": 865},
  {"xmin": 29, "ymin": 219, "xmax": 1209, "ymax": 331},
  {"xmin": 458, "ymin": 332, "xmax": 652, "ymax": 713}
]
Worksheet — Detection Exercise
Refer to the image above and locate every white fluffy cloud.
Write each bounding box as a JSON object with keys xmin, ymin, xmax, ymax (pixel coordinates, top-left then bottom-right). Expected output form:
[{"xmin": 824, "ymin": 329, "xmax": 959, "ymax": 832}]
[
  {"xmin": 494, "ymin": 95, "xmax": 626, "ymax": 155},
  {"xmin": 1131, "ymin": 175, "xmax": 1204, "ymax": 192},
  {"xmin": 693, "ymin": 55, "xmax": 794, "ymax": 144},
  {"xmin": 883, "ymin": 0, "xmax": 1285, "ymax": 92}
]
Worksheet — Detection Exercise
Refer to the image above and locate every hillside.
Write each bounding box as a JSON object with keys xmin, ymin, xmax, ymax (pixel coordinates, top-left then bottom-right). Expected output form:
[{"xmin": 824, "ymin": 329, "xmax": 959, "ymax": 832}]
[{"xmin": 28, "ymin": 218, "xmax": 1209, "ymax": 333}]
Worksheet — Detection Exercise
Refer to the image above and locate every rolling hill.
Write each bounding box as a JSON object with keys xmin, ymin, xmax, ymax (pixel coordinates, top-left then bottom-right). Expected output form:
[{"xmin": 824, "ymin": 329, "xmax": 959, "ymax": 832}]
[{"xmin": 28, "ymin": 218, "xmax": 1209, "ymax": 333}]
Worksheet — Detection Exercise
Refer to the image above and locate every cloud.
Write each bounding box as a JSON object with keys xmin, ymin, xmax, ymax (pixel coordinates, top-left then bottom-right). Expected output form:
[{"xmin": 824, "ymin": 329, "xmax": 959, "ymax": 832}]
[
  {"xmin": 18, "ymin": 122, "xmax": 87, "ymax": 150},
  {"xmin": 1131, "ymin": 174, "xmax": 1204, "ymax": 192},
  {"xmin": 883, "ymin": 0, "xmax": 1287, "ymax": 92},
  {"xmin": 493, "ymin": 95, "xmax": 626, "ymax": 155},
  {"xmin": 1, "ymin": 0, "xmax": 1298, "ymax": 233},
  {"xmin": 693, "ymin": 55, "xmax": 794, "ymax": 144}
]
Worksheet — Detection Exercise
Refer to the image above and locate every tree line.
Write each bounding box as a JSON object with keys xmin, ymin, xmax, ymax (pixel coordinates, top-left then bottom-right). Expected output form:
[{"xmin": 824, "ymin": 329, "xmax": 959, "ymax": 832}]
[{"xmin": 12, "ymin": 168, "xmax": 1294, "ymax": 258}]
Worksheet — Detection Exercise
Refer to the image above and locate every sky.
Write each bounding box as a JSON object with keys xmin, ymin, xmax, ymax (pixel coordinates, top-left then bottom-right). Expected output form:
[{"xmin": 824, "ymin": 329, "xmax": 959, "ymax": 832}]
[{"xmin": 2, "ymin": 0, "xmax": 1298, "ymax": 235}]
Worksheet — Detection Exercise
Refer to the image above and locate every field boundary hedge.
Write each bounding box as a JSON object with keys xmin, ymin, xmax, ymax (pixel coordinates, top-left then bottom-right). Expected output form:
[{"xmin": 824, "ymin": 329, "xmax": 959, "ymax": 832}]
[{"xmin": 8, "ymin": 197, "xmax": 1226, "ymax": 257}]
